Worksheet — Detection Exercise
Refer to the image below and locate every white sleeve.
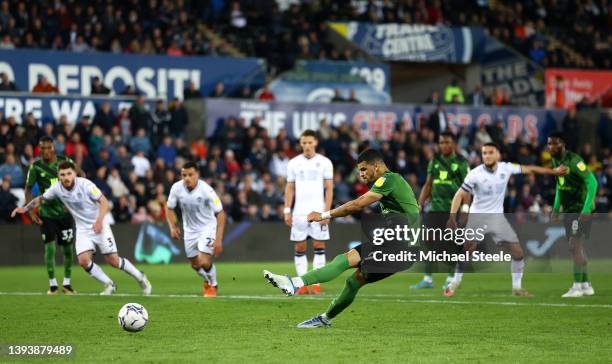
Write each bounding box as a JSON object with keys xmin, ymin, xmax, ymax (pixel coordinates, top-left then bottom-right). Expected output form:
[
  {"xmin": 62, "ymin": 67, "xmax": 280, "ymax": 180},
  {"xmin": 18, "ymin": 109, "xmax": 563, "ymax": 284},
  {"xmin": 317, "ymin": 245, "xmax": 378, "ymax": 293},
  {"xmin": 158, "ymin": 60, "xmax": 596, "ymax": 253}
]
[
  {"xmin": 167, "ymin": 185, "xmax": 177, "ymax": 209},
  {"xmin": 461, "ymin": 170, "xmax": 477, "ymax": 193},
  {"xmin": 323, "ymin": 158, "xmax": 333, "ymax": 180},
  {"xmin": 85, "ymin": 179, "xmax": 103, "ymax": 201},
  {"xmin": 286, "ymin": 160, "xmax": 295, "ymax": 182},
  {"xmin": 207, "ymin": 187, "xmax": 223, "ymax": 213},
  {"xmin": 504, "ymin": 162, "xmax": 523, "ymax": 175},
  {"xmin": 42, "ymin": 182, "xmax": 59, "ymax": 200}
]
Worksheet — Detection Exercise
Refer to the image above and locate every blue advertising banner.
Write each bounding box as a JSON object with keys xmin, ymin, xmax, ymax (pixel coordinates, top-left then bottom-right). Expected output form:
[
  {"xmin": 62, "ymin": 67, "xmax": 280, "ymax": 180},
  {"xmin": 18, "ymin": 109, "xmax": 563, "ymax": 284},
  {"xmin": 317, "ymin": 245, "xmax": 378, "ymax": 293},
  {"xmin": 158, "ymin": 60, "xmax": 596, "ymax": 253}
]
[
  {"xmin": 0, "ymin": 93, "xmax": 155, "ymax": 124},
  {"xmin": 0, "ymin": 49, "xmax": 265, "ymax": 100},
  {"xmin": 206, "ymin": 99, "xmax": 566, "ymax": 146},
  {"xmin": 329, "ymin": 22, "xmax": 486, "ymax": 63}
]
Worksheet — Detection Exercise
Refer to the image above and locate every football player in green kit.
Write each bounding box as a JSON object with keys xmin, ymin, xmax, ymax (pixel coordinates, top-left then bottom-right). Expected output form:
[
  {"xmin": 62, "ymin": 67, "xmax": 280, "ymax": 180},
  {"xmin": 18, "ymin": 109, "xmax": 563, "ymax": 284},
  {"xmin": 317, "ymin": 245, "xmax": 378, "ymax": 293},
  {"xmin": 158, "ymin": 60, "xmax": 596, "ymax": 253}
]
[
  {"xmin": 264, "ymin": 149, "xmax": 420, "ymax": 328},
  {"xmin": 547, "ymin": 132, "xmax": 598, "ymax": 297},
  {"xmin": 411, "ymin": 132, "xmax": 470, "ymax": 290},
  {"xmin": 25, "ymin": 136, "xmax": 78, "ymax": 294}
]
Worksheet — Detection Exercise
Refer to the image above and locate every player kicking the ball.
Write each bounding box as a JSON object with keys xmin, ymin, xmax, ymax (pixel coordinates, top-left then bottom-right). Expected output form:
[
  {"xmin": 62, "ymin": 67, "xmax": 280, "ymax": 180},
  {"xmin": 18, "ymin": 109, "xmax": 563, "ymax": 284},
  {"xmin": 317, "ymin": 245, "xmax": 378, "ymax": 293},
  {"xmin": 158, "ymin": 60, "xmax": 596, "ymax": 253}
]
[
  {"xmin": 446, "ymin": 142, "xmax": 567, "ymax": 297},
  {"xmin": 165, "ymin": 161, "xmax": 226, "ymax": 297},
  {"xmin": 264, "ymin": 149, "xmax": 420, "ymax": 328},
  {"xmin": 13, "ymin": 161, "xmax": 151, "ymax": 295},
  {"xmin": 284, "ymin": 130, "xmax": 333, "ymax": 295}
]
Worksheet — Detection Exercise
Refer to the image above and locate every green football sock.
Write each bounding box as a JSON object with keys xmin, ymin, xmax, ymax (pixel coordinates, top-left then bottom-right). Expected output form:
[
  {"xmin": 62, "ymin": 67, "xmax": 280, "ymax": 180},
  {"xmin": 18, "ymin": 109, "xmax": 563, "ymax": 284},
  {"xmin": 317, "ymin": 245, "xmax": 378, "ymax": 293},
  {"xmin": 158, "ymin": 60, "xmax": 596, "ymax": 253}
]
[
  {"xmin": 573, "ymin": 264, "xmax": 585, "ymax": 283},
  {"xmin": 302, "ymin": 254, "xmax": 350, "ymax": 286},
  {"xmin": 44, "ymin": 243, "xmax": 56, "ymax": 280},
  {"xmin": 63, "ymin": 244, "xmax": 73, "ymax": 279},
  {"xmin": 326, "ymin": 274, "xmax": 362, "ymax": 319},
  {"xmin": 582, "ymin": 268, "xmax": 589, "ymax": 283}
]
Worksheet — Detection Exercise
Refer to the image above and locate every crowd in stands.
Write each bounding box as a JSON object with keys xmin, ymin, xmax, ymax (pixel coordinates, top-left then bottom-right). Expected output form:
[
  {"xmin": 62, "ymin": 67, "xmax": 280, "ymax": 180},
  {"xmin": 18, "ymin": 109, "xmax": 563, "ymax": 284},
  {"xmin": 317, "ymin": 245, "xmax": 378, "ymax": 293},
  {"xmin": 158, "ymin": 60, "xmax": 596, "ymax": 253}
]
[
  {"xmin": 0, "ymin": 104, "xmax": 610, "ymax": 224},
  {"xmin": 0, "ymin": 0, "xmax": 607, "ymax": 76}
]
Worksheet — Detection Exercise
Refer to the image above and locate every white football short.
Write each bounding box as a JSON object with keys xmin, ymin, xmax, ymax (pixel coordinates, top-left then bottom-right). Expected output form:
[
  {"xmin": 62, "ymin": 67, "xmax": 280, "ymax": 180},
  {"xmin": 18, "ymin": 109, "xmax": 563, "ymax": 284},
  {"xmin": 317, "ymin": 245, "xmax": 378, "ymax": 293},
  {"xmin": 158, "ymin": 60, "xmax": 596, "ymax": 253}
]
[
  {"xmin": 184, "ymin": 233, "xmax": 215, "ymax": 258},
  {"xmin": 290, "ymin": 214, "xmax": 330, "ymax": 242},
  {"xmin": 75, "ymin": 224, "xmax": 118, "ymax": 256},
  {"xmin": 466, "ymin": 214, "xmax": 519, "ymax": 244}
]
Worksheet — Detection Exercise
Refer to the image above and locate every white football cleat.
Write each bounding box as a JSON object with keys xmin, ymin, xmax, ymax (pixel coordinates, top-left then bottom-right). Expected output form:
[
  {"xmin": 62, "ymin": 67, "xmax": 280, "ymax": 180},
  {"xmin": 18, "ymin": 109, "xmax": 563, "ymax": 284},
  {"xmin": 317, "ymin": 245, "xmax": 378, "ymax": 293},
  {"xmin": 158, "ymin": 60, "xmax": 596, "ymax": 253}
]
[
  {"xmin": 263, "ymin": 270, "xmax": 296, "ymax": 296},
  {"xmin": 297, "ymin": 314, "xmax": 331, "ymax": 329},
  {"xmin": 140, "ymin": 275, "xmax": 152, "ymax": 296},
  {"xmin": 561, "ymin": 287, "xmax": 583, "ymax": 298},
  {"xmin": 581, "ymin": 282, "xmax": 595, "ymax": 296},
  {"xmin": 100, "ymin": 282, "xmax": 116, "ymax": 296}
]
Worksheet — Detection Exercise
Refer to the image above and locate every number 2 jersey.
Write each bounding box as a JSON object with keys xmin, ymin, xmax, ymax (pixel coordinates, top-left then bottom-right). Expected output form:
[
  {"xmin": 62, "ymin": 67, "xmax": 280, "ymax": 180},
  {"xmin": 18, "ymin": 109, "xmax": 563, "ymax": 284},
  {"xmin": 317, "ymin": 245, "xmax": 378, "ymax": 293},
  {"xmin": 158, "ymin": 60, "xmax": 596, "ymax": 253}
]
[
  {"xmin": 42, "ymin": 177, "xmax": 104, "ymax": 229},
  {"xmin": 167, "ymin": 180, "xmax": 223, "ymax": 239}
]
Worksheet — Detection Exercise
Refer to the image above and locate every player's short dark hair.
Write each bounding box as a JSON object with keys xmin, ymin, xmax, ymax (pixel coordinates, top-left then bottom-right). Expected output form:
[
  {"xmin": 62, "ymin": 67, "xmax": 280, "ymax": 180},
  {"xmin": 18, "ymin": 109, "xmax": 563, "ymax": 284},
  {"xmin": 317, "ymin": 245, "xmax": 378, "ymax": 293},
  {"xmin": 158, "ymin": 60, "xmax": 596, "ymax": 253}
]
[
  {"xmin": 482, "ymin": 142, "xmax": 500, "ymax": 151},
  {"xmin": 357, "ymin": 149, "xmax": 384, "ymax": 165},
  {"xmin": 439, "ymin": 131, "xmax": 456, "ymax": 141},
  {"xmin": 39, "ymin": 136, "xmax": 54, "ymax": 144},
  {"xmin": 300, "ymin": 129, "xmax": 318, "ymax": 140},
  {"xmin": 57, "ymin": 161, "xmax": 76, "ymax": 171},
  {"xmin": 548, "ymin": 131, "xmax": 565, "ymax": 143},
  {"xmin": 182, "ymin": 161, "xmax": 198, "ymax": 171}
]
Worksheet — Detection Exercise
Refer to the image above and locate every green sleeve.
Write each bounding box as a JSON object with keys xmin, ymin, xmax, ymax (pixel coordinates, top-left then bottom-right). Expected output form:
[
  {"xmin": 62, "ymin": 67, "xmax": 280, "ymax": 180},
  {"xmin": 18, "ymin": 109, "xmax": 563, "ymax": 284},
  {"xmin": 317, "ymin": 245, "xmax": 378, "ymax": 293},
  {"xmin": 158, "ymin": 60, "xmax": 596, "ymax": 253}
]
[
  {"xmin": 553, "ymin": 183, "xmax": 561, "ymax": 213},
  {"xmin": 582, "ymin": 173, "xmax": 598, "ymax": 213},
  {"xmin": 460, "ymin": 160, "xmax": 470, "ymax": 181},
  {"xmin": 25, "ymin": 165, "xmax": 36, "ymax": 188},
  {"xmin": 426, "ymin": 160, "xmax": 433, "ymax": 176},
  {"xmin": 570, "ymin": 155, "xmax": 590, "ymax": 179},
  {"xmin": 370, "ymin": 174, "xmax": 394, "ymax": 197}
]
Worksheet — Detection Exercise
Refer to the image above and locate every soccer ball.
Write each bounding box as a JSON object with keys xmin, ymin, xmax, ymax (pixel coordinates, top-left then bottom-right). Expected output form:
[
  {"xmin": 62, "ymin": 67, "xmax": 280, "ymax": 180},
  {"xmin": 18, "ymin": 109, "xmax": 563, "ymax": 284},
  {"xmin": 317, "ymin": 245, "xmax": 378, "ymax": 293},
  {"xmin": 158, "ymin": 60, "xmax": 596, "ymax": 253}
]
[{"xmin": 118, "ymin": 303, "xmax": 149, "ymax": 332}]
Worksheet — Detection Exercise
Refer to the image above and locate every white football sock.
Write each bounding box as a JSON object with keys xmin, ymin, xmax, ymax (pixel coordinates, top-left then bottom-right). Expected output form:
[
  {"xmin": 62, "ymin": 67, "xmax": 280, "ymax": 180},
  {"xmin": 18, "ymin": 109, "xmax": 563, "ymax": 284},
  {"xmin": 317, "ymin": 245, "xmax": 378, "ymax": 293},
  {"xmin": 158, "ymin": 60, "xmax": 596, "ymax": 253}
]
[
  {"xmin": 424, "ymin": 275, "xmax": 433, "ymax": 283},
  {"xmin": 86, "ymin": 262, "xmax": 112, "ymax": 285},
  {"xmin": 204, "ymin": 264, "xmax": 217, "ymax": 286},
  {"xmin": 573, "ymin": 282, "xmax": 582, "ymax": 289},
  {"xmin": 511, "ymin": 259, "xmax": 524, "ymax": 290},
  {"xmin": 120, "ymin": 257, "xmax": 144, "ymax": 282},
  {"xmin": 452, "ymin": 272, "xmax": 464, "ymax": 284},
  {"xmin": 313, "ymin": 248, "xmax": 326, "ymax": 270},
  {"xmin": 294, "ymin": 252, "xmax": 308, "ymax": 276},
  {"xmin": 195, "ymin": 267, "xmax": 207, "ymax": 280},
  {"xmin": 62, "ymin": 277, "xmax": 71, "ymax": 286},
  {"xmin": 49, "ymin": 278, "xmax": 57, "ymax": 287}
]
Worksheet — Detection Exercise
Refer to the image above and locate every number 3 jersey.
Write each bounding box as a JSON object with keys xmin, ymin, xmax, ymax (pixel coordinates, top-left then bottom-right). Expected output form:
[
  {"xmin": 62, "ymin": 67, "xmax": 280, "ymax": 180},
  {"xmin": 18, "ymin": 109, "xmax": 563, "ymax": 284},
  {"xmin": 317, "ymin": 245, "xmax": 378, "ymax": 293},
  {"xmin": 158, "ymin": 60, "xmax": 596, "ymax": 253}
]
[
  {"xmin": 43, "ymin": 177, "xmax": 104, "ymax": 229},
  {"xmin": 167, "ymin": 180, "xmax": 223, "ymax": 239}
]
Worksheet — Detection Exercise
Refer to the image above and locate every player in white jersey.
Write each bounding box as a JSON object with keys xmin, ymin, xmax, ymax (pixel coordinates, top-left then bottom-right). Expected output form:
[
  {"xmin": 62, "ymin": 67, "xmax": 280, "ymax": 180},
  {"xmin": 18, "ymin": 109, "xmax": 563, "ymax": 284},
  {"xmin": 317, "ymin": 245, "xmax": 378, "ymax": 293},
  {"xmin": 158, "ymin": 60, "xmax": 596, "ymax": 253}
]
[
  {"xmin": 165, "ymin": 161, "xmax": 226, "ymax": 297},
  {"xmin": 284, "ymin": 130, "xmax": 333, "ymax": 295},
  {"xmin": 446, "ymin": 143, "xmax": 567, "ymax": 297},
  {"xmin": 12, "ymin": 161, "xmax": 152, "ymax": 295}
]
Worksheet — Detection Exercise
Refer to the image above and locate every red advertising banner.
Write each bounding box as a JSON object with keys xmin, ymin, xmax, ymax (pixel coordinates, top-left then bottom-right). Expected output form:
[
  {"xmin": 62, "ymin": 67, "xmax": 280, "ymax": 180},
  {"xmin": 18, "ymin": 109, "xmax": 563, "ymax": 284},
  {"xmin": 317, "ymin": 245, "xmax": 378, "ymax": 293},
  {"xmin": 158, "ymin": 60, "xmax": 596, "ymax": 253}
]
[{"xmin": 545, "ymin": 69, "xmax": 612, "ymax": 109}]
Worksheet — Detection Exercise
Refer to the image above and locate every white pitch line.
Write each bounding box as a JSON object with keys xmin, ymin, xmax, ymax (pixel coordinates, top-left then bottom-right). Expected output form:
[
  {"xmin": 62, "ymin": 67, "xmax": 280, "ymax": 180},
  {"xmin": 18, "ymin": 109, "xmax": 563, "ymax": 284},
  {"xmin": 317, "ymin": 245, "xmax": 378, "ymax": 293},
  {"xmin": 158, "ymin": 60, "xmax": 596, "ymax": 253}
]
[{"xmin": 0, "ymin": 291, "xmax": 611, "ymax": 309}]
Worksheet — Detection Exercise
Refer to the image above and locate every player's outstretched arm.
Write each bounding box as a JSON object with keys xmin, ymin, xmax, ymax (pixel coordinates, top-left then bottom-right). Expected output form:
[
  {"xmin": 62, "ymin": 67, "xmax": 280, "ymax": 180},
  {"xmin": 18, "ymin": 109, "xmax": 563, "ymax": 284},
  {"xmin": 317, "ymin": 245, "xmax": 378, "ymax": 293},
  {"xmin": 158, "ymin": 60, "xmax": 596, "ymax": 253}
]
[
  {"xmin": 307, "ymin": 191, "xmax": 382, "ymax": 222},
  {"xmin": 165, "ymin": 207, "xmax": 181, "ymax": 239},
  {"xmin": 93, "ymin": 195, "xmax": 109, "ymax": 234},
  {"xmin": 214, "ymin": 210, "xmax": 226, "ymax": 257},
  {"xmin": 11, "ymin": 196, "xmax": 45, "ymax": 217},
  {"xmin": 418, "ymin": 175, "xmax": 433, "ymax": 210},
  {"xmin": 447, "ymin": 188, "xmax": 470, "ymax": 229},
  {"xmin": 521, "ymin": 164, "xmax": 568, "ymax": 176},
  {"xmin": 24, "ymin": 185, "xmax": 43, "ymax": 225}
]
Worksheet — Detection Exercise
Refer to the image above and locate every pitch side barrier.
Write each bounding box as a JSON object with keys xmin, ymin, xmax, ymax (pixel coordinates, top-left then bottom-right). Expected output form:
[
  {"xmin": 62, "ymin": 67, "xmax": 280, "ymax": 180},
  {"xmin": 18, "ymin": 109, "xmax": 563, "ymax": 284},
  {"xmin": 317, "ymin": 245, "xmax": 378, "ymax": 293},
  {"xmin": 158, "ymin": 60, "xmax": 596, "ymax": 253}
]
[{"xmin": 0, "ymin": 213, "xmax": 610, "ymax": 270}]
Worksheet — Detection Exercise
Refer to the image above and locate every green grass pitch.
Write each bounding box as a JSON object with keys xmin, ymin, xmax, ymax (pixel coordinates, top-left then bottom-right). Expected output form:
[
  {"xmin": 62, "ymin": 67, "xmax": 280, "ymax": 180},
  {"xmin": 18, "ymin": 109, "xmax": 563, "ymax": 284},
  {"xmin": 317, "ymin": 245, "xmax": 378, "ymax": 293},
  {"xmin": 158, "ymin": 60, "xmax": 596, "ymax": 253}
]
[{"xmin": 0, "ymin": 262, "xmax": 611, "ymax": 363}]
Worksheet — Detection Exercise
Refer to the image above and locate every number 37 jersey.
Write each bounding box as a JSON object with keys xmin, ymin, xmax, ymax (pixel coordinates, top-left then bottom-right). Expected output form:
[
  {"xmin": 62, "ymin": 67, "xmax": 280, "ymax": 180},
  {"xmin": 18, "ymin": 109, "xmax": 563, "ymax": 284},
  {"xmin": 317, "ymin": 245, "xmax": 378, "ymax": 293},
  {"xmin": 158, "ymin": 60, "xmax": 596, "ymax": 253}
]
[{"xmin": 167, "ymin": 180, "xmax": 223, "ymax": 238}]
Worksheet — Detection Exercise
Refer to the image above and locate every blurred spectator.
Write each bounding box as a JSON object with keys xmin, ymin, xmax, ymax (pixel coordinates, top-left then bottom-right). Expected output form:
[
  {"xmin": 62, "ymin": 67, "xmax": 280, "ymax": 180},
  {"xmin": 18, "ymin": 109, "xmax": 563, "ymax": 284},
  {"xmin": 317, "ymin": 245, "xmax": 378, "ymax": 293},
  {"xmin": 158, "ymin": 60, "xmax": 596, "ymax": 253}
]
[
  {"xmin": 331, "ymin": 89, "xmax": 344, "ymax": 102},
  {"xmin": 470, "ymin": 84, "xmax": 486, "ymax": 106},
  {"xmin": 130, "ymin": 128, "xmax": 152, "ymax": 156},
  {"xmin": 562, "ymin": 108, "xmax": 579, "ymax": 151},
  {"xmin": 0, "ymin": 154, "xmax": 24, "ymax": 187},
  {"xmin": 91, "ymin": 77, "xmax": 110, "ymax": 95},
  {"xmin": 93, "ymin": 102, "xmax": 115, "ymax": 134},
  {"xmin": 427, "ymin": 104, "xmax": 449, "ymax": 139},
  {"xmin": 32, "ymin": 76, "xmax": 59, "ymax": 94},
  {"xmin": 444, "ymin": 79, "xmax": 464, "ymax": 104},
  {"xmin": 129, "ymin": 96, "xmax": 150, "ymax": 134},
  {"xmin": 157, "ymin": 136, "xmax": 177, "ymax": 167},
  {"xmin": 0, "ymin": 176, "xmax": 18, "ymax": 223},
  {"xmin": 131, "ymin": 150, "xmax": 151, "ymax": 178},
  {"xmin": 346, "ymin": 89, "xmax": 360, "ymax": 103},
  {"xmin": 184, "ymin": 81, "xmax": 203, "ymax": 99},
  {"xmin": 210, "ymin": 82, "xmax": 225, "ymax": 98},
  {"xmin": 169, "ymin": 98, "xmax": 188, "ymax": 138},
  {"xmin": 0, "ymin": 72, "xmax": 17, "ymax": 91},
  {"xmin": 258, "ymin": 85, "xmax": 275, "ymax": 101}
]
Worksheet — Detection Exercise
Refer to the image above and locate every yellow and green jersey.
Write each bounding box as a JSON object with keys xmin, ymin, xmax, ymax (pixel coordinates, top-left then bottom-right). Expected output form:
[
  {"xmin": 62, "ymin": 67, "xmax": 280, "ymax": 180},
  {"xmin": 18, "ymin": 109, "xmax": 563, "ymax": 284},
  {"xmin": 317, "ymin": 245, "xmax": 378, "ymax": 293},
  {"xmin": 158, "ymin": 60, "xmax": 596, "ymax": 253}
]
[
  {"xmin": 552, "ymin": 151, "xmax": 597, "ymax": 213},
  {"xmin": 370, "ymin": 171, "xmax": 420, "ymax": 215},
  {"xmin": 25, "ymin": 155, "xmax": 72, "ymax": 219},
  {"xmin": 427, "ymin": 154, "xmax": 470, "ymax": 212}
]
